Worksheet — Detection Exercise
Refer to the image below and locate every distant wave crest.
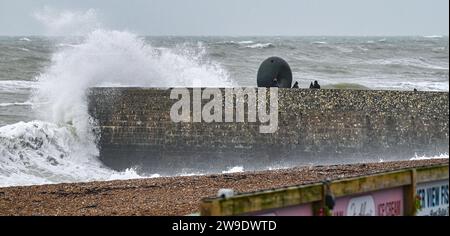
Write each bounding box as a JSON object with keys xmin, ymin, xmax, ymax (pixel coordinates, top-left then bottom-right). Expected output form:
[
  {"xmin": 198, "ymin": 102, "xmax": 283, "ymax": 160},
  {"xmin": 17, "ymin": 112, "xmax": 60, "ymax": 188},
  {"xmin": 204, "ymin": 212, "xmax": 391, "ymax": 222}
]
[
  {"xmin": 0, "ymin": 102, "xmax": 33, "ymax": 107},
  {"xmin": 244, "ymin": 43, "xmax": 275, "ymax": 49},
  {"xmin": 0, "ymin": 80, "xmax": 37, "ymax": 92},
  {"xmin": 214, "ymin": 40, "xmax": 275, "ymax": 49},
  {"xmin": 19, "ymin": 37, "xmax": 31, "ymax": 42},
  {"xmin": 424, "ymin": 35, "xmax": 443, "ymax": 39}
]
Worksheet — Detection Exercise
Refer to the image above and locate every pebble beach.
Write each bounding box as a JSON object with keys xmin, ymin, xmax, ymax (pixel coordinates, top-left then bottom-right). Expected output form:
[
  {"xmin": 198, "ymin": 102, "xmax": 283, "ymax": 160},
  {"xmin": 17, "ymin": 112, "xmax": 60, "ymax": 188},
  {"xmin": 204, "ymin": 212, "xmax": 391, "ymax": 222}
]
[{"xmin": 0, "ymin": 159, "xmax": 447, "ymax": 216}]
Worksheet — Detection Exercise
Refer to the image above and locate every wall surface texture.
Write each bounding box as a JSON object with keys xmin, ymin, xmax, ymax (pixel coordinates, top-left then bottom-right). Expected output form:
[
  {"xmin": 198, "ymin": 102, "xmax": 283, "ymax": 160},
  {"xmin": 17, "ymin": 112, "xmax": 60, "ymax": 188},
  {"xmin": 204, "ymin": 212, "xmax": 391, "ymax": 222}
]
[{"xmin": 88, "ymin": 88, "xmax": 449, "ymax": 174}]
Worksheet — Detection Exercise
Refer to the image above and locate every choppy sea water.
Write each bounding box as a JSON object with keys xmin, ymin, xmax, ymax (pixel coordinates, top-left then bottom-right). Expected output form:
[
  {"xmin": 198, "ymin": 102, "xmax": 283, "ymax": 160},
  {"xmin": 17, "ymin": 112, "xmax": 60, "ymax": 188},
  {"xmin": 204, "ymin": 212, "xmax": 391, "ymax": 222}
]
[{"xmin": 0, "ymin": 32, "xmax": 448, "ymax": 187}]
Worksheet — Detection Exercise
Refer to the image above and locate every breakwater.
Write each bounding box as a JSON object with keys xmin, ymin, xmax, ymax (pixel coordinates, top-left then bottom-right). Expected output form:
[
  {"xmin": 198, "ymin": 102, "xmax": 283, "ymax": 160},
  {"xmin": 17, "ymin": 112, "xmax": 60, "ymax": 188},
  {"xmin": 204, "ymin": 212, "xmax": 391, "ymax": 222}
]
[{"xmin": 88, "ymin": 88, "xmax": 449, "ymax": 174}]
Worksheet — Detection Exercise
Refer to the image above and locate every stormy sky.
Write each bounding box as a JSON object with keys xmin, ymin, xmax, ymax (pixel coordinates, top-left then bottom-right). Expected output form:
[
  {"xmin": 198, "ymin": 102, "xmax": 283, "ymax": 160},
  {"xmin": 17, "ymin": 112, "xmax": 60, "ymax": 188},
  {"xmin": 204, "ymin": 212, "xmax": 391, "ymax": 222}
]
[{"xmin": 0, "ymin": 0, "xmax": 448, "ymax": 36}]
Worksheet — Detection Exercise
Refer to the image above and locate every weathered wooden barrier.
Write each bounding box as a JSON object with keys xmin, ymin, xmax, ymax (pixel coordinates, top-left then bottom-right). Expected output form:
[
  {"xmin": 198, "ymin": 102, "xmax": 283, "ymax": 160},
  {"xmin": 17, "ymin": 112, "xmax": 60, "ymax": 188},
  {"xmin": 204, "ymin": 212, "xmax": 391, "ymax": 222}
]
[{"xmin": 200, "ymin": 164, "xmax": 449, "ymax": 216}]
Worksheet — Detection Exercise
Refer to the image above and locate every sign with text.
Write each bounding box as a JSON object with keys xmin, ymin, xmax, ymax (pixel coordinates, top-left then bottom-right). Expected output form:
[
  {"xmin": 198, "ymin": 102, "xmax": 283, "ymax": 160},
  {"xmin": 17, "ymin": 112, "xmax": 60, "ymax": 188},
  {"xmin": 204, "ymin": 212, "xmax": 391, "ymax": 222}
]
[
  {"xmin": 416, "ymin": 179, "xmax": 449, "ymax": 216},
  {"xmin": 332, "ymin": 187, "xmax": 404, "ymax": 216}
]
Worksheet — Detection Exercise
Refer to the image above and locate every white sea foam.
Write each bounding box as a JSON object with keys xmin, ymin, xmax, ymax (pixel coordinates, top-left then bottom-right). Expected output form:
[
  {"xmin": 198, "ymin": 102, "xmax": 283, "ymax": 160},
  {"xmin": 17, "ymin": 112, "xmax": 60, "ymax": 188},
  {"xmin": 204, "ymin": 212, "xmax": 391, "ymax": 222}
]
[
  {"xmin": 244, "ymin": 43, "xmax": 274, "ymax": 49},
  {"xmin": 56, "ymin": 43, "xmax": 79, "ymax": 48},
  {"xmin": 218, "ymin": 41, "xmax": 272, "ymax": 49},
  {"xmin": 410, "ymin": 153, "xmax": 449, "ymax": 161},
  {"xmin": 0, "ymin": 102, "xmax": 33, "ymax": 107},
  {"xmin": 0, "ymin": 121, "xmax": 143, "ymax": 187},
  {"xmin": 222, "ymin": 166, "xmax": 244, "ymax": 174},
  {"xmin": 311, "ymin": 41, "xmax": 327, "ymax": 45},
  {"xmin": 19, "ymin": 37, "xmax": 31, "ymax": 42},
  {"xmin": 424, "ymin": 35, "xmax": 443, "ymax": 39},
  {"xmin": 238, "ymin": 41, "xmax": 254, "ymax": 44}
]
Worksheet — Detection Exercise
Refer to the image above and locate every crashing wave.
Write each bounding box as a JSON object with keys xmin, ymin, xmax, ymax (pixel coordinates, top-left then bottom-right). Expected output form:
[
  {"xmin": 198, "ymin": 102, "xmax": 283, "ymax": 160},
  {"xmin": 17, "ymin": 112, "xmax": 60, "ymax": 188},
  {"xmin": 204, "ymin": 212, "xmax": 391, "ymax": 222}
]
[
  {"xmin": 0, "ymin": 121, "xmax": 144, "ymax": 187},
  {"xmin": 1, "ymin": 8, "xmax": 235, "ymax": 187}
]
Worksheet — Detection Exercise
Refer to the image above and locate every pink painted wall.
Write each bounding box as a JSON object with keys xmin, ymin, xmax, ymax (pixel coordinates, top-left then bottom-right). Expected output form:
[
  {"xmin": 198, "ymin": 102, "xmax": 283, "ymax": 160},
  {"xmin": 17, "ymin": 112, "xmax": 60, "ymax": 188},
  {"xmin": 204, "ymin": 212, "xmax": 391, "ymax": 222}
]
[
  {"xmin": 332, "ymin": 187, "xmax": 404, "ymax": 216},
  {"xmin": 250, "ymin": 187, "xmax": 404, "ymax": 216}
]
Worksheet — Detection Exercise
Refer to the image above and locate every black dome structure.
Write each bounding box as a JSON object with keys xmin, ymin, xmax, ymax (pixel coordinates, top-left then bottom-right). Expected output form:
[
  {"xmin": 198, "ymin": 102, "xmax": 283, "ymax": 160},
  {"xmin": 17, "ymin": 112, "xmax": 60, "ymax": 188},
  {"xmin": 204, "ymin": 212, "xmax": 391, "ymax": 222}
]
[{"xmin": 257, "ymin": 57, "xmax": 293, "ymax": 88}]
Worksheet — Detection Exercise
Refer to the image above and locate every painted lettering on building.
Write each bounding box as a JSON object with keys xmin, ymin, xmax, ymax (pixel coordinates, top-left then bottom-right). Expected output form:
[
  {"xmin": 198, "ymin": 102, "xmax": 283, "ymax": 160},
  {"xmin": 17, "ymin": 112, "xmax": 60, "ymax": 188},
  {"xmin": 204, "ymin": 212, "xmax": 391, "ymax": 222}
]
[{"xmin": 417, "ymin": 180, "xmax": 449, "ymax": 216}]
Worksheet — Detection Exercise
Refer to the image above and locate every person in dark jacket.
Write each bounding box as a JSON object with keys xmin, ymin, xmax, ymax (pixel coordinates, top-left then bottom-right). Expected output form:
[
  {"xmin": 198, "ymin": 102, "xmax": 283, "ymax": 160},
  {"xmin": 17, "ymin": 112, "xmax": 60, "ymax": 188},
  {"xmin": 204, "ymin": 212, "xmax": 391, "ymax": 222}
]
[
  {"xmin": 313, "ymin": 80, "xmax": 321, "ymax": 89},
  {"xmin": 309, "ymin": 82, "xmax": 314, "ymax": 89},
  {"xmin": 292, "ymin": 81, "xmax": 299, "ymax": 88}
]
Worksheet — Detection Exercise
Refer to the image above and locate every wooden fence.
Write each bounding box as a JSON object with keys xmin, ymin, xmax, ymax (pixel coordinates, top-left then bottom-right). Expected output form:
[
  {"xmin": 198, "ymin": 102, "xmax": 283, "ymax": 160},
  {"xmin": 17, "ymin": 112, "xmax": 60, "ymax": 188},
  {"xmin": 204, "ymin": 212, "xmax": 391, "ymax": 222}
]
[{"xmin": 200, "ymin": 164, "xmax": 449, "ymax": 216}]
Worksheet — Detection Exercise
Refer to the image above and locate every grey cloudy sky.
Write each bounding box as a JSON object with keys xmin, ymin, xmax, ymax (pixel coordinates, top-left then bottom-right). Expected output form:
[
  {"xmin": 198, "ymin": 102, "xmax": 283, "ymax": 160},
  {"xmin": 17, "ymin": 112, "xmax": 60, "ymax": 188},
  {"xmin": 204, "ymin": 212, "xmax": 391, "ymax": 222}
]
[{"xmin": 0, "ymin": 0, "xmax": 448, "ymax": 36}]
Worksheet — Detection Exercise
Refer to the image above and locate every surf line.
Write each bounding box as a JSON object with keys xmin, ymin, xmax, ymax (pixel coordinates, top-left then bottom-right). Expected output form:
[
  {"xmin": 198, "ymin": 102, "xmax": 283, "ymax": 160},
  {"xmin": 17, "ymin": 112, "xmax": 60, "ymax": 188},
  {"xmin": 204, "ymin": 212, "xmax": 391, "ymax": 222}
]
[{"xmin": 170, "ymin": 88, "xmax": 279, "ymax": 133}]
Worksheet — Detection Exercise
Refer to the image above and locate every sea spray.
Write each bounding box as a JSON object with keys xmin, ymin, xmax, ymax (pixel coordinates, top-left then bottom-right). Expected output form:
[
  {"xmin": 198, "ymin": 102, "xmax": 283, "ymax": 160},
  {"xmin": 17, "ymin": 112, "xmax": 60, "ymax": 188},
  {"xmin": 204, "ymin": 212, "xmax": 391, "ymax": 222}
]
[
  {"xmin": 0, "ymin": 8, "xmax": 234, "ymax": 187},
  {"xmin": 0, "ymin": 121, "xmax": 149, "ymax": 187},
  {"xmin": 33, "ymin": 7, "xmax": 102, "ymax": 36},
  {"xmin": 32, "ymin": 28, "xmax": 234, "ymax": 155}
]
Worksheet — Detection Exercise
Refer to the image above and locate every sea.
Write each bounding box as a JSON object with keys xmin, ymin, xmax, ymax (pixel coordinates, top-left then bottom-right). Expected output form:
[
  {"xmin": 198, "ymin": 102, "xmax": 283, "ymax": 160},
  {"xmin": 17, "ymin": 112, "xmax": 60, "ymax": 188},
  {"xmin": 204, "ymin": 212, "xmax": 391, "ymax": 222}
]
[{"xmin": 0, "ymin": 31, "xmax": 448, "ymax": 187}]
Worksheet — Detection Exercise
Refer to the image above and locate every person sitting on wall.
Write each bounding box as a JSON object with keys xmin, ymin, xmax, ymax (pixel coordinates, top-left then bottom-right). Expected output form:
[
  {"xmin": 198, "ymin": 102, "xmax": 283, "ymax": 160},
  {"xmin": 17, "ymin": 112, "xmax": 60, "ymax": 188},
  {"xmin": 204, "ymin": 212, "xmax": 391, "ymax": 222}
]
[
  {"xmin": 313, "ymin": 80, "xmax": 321, "ymax": 89},
  {"xmin": 310, "ymin": 82, "xmax": 314, "ymax": 89},
  {"xmin": 292, "ymin": 81, "xmax": 299, "ymax": 88}
]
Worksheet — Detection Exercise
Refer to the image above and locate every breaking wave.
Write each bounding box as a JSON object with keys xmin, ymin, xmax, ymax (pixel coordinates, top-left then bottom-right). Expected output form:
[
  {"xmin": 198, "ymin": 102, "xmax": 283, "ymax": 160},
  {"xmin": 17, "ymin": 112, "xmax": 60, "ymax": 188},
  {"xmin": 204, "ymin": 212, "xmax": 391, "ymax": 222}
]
[
  {"xmin": 0, "ymin": 121, "xmax": 143, "ymax": 187},
  {"xmin": 0, "ymin": 8, "xmax": 234, "ymax": 187}
]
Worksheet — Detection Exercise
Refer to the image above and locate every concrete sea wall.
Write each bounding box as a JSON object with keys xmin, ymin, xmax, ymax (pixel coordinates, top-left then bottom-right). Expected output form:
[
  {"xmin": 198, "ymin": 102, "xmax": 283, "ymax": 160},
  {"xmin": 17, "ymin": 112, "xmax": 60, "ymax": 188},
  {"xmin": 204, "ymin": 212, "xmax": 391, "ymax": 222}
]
[{"xmin": 88, "ymin": 88, "xmax": 449, "ymax": 174}]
